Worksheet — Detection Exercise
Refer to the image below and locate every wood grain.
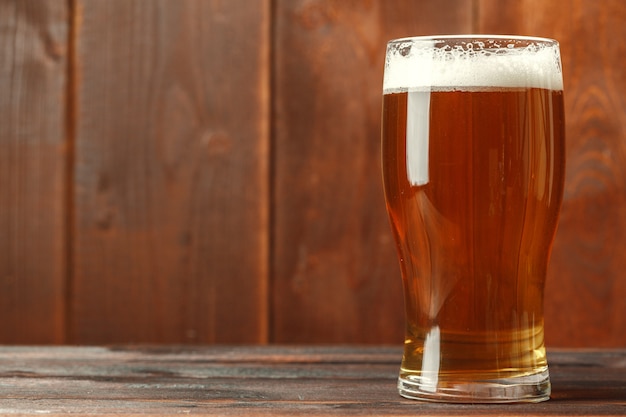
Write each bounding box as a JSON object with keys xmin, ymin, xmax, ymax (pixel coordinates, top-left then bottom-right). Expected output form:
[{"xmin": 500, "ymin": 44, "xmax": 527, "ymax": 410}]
[
  {"xmin": 70, "ymin": 0, "xmax": 270, "ymax": 343},
  {"xmin": 0, "ymin": 0, "xmax": 68, "ymax": 343},
  {"xmin": 0, "ymin": 346, "xmax": 624, "ymax": 415},
  {"xmin": 478, "ymin": 0, "xmax": 626, "ymax": 347},
  {"xmin": 0, "ymin": 0, "xmax": 624, "ymax": 347},
  {"xmin": 271, "ymin": 0, "xmax": 474, "ymax": 344}
]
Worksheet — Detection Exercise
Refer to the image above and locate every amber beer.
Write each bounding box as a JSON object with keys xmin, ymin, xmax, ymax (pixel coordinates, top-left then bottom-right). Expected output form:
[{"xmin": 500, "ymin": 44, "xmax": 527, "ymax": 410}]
[{"xmin": 381, "ymin": 37, "xmax": 565, "ymax": 403}]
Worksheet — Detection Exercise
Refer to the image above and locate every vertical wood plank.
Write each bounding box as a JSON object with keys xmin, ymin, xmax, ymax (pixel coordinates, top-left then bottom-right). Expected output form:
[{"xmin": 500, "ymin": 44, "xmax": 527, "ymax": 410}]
[
  {"xmin": 0, "ymin": 0, "xmax": 68, "ymax": 343},
  {"xmin": 70, "ymin": 0, "xmax": 270, "ymax": 343},
  {"xmin": 478, "ymin": 0, "xmax": 626, "ymax": 347},
  {"xmin": 272, "ymin": 0, "xmax": 473, "ymax": 343}
]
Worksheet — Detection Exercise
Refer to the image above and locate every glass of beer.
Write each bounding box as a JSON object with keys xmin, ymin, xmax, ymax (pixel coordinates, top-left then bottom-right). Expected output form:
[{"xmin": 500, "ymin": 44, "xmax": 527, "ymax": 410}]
[{"xmin": 381, "ymin": 36, "xmax": 565, "ymax": 403}]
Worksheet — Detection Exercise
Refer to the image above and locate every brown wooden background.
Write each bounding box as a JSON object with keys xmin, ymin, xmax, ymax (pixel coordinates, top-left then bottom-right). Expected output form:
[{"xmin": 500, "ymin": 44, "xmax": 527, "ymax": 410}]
[{"xmin": 1, "ymin": 0, "xmax": 624, "ymax": 347}]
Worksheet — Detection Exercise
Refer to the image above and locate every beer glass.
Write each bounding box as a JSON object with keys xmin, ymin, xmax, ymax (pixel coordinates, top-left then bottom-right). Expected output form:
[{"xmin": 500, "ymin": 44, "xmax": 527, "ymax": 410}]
[{"xmin": 381, "ymin": 36, "xmax": 565, "ymax": 403}]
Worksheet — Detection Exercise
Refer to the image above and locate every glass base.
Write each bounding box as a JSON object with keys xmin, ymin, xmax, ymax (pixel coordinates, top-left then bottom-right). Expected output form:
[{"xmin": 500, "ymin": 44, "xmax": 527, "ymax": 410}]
[{"xmin": 398, "ymin": 368, "xmax": 550, "ymax": 403}]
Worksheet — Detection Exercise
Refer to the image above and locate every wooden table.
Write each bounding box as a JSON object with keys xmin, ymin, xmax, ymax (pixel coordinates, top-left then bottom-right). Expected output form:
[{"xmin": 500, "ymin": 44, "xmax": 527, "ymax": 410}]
[{"xmin": 0, "ymin": 346, "xmax": 624, "ymax": 416}]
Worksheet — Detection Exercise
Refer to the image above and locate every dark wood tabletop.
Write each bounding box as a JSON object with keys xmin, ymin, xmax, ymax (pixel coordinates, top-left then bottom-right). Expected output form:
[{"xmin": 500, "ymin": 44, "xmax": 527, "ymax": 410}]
[{"xmin": 0, "ymin": 346, "xmax": 624, "ymax": 416}]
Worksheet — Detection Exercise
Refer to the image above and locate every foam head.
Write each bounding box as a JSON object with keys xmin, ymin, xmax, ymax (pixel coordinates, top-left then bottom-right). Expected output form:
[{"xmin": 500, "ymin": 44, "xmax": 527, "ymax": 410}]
[{"xmin": 383, "ymin": 35, "xmax": 563, "ymax": 94}]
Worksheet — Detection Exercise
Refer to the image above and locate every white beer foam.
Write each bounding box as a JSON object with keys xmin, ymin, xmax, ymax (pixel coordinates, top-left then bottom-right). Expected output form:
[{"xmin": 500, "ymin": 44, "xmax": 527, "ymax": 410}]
[{"xmin": 383, "ymin": 37, "xmax": 563, "ymax": 93}]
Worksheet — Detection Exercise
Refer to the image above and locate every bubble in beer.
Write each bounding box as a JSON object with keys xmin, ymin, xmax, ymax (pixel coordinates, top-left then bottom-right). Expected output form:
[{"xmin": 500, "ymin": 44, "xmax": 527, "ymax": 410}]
[{"xmin": 383, "ymin": 36, "xmax": 563, "ymax": 94}]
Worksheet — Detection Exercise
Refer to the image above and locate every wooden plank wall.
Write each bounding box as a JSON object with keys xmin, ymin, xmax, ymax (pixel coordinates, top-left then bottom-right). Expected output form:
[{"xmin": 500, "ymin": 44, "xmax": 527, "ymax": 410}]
[
  {"xmin": 0, "ymin": 0, "xmax": 624, "ymax": 346},
  {"xmin": 70, "ymin": 0, "xmax": 270, "ymax": 344},
  {"xmin": 0, "ymin": 0, "xmax": 68, "ymax": 343}
]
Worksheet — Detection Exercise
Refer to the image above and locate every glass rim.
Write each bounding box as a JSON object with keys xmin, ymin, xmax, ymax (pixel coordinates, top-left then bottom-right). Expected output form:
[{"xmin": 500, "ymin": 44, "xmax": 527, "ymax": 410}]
[{"xmin": 387, "ymin": 34, "xmax": 559, "ymax": 46}]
